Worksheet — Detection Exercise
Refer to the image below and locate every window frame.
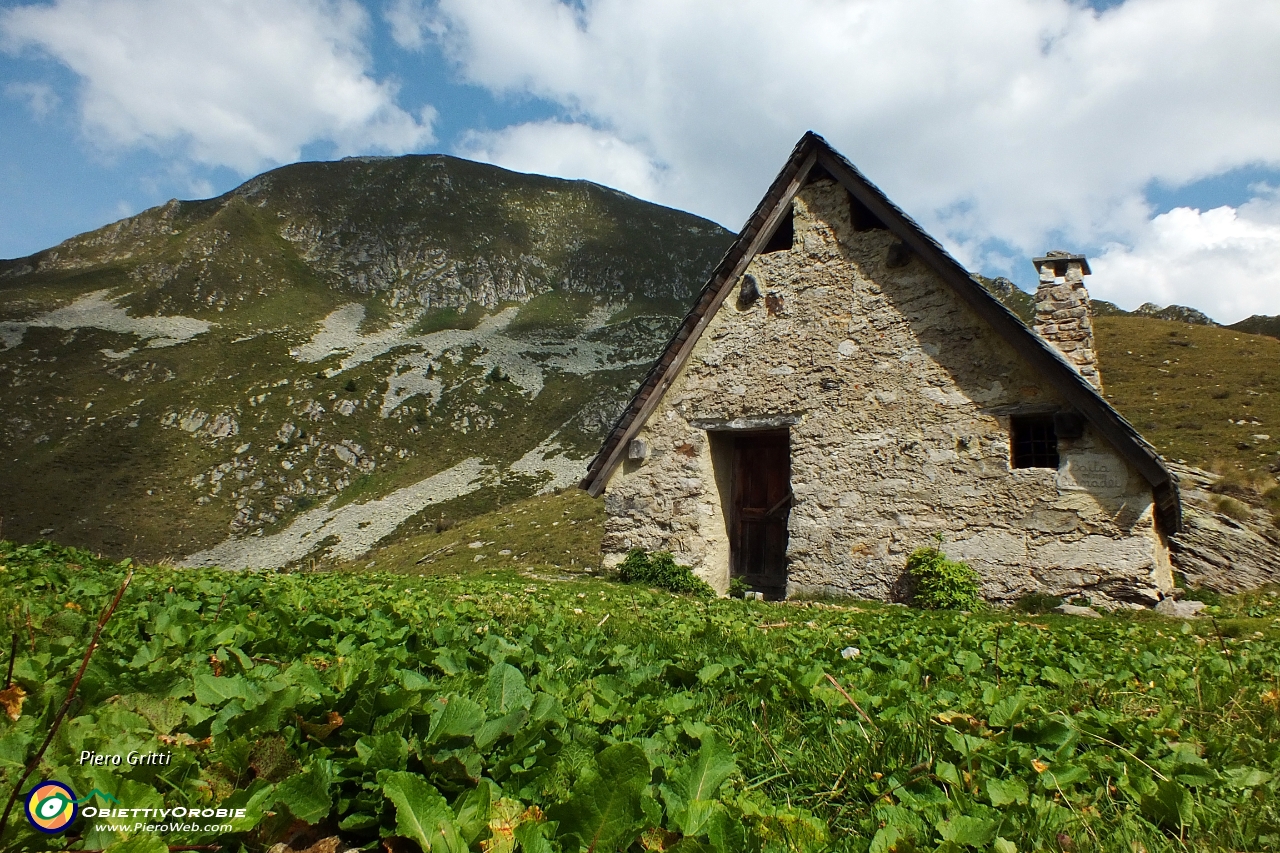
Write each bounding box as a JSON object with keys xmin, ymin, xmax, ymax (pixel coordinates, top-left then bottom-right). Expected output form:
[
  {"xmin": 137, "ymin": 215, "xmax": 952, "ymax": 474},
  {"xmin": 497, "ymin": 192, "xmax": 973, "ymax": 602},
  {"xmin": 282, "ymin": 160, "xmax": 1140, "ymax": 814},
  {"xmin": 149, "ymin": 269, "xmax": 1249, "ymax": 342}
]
[{"xmin": 1010, "ymin": 415, "xmax": 1060, "ymax": 470}]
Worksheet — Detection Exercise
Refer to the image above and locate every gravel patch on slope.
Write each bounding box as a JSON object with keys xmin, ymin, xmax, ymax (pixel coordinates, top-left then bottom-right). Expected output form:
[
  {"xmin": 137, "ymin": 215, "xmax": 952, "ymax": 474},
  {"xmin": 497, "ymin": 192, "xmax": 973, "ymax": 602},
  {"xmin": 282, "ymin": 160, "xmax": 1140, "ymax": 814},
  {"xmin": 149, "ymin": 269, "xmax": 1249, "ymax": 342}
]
[
  {"xmin": 180, "ymin": 457, "xmax": 489, "ymax": 570},
  {"xmin": 0, "ymin": 289, "xmax": 212, "ymax": 350},
  {"xmin": 510, "ymin": 431, "xmax": 592, "ymax": 493},
  {"xmin": 294, "ymin": 303, "xmax": 655, "ymax": 415}
]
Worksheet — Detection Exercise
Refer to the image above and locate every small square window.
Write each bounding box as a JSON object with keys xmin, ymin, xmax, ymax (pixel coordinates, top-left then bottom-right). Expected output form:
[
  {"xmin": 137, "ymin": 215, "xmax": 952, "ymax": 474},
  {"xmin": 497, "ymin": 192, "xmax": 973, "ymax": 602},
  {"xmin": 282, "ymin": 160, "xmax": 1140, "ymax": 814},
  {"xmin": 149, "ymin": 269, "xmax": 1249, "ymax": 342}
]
[{"xmin": 1011, "ymin": 416, "xmax": 1059, "ymax": 469}]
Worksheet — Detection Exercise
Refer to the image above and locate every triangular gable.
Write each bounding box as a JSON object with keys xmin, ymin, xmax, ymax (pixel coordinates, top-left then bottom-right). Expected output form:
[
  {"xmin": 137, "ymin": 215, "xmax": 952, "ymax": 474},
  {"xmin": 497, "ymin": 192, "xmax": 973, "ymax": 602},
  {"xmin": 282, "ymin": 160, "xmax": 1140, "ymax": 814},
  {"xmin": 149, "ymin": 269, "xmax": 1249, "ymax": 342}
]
[{"xmin": 580, "ymin": 132, "xmax": 1181, "ymax": 535}]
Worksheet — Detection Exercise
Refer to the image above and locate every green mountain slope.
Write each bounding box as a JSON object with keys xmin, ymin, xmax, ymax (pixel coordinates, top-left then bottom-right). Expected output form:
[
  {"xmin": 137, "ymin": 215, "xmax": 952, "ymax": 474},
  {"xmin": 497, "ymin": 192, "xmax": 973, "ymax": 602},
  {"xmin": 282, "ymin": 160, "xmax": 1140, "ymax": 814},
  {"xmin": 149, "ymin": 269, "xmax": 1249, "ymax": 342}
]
[{"xmin": 0, "ymin": 155, "xmax": 732, "ymax": 564}]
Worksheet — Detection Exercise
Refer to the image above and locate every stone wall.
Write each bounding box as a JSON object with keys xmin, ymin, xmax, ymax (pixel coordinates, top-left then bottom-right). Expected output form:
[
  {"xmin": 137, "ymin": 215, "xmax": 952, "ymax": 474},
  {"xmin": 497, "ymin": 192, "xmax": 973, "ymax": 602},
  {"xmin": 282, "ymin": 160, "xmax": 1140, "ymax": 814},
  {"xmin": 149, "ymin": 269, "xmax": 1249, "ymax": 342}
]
[{"xmin": 601, "ymin": 179, "xmax": 1172, "ymax": 606}]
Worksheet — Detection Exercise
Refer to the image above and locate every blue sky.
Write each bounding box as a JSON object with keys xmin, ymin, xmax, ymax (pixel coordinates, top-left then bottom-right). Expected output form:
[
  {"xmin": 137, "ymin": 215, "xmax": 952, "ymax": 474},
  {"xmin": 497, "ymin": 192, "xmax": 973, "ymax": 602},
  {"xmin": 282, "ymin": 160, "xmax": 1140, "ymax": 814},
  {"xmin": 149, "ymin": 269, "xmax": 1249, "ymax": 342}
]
[{"xmin": 3, "ymin": 0, "xmax": 1279, "ymax": 323}]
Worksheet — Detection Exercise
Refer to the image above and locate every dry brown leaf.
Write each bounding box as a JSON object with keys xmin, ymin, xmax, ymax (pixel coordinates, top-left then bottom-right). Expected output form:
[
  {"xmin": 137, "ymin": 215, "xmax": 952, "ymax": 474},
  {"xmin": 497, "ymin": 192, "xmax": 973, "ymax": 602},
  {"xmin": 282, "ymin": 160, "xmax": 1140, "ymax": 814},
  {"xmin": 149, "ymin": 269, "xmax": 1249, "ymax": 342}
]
[
  {"xmin": 0, "ymin": 685, "xmax": 26, "ymax": 721},
  {"xmin": 157, "ymin": 732, "xmax": 199, "ymax": 747},
  {"xmin": 300, "ymin": 838, "xmax": 350, "ymax": 853},
  {"xmin": 300, "ymin": 710, "xmax": 344, "ymax": 740},
  {"xmin": 268, "ymin": 835, "xmax": 354, "ymax": 853}
]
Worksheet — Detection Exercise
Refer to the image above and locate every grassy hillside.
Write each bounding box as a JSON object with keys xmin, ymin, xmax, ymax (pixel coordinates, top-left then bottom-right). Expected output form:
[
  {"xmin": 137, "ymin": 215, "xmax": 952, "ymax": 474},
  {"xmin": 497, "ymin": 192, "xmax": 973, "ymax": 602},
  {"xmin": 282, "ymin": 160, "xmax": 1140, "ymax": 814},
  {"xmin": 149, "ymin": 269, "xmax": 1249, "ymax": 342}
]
[
  {"xmin": 341, "ymin": 488, "xmax": 605, "ymax": 576},
  {"xmin": 3, "ymin": 157, "xmax": 1276, "ymax": 575},
  {"xmin": 1095, "ymin": 316, "xmax": 1280, "ymax": 489},
  {"xmin": 1, "ymin": 539, "xmax": 1277, "ymax": 852}
]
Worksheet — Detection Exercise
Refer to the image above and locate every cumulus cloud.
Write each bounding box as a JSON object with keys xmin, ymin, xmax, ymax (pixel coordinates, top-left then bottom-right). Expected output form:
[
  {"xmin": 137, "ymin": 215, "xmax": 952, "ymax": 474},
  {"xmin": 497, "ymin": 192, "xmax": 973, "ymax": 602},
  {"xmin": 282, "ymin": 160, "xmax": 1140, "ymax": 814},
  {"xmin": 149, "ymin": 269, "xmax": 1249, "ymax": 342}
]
[
  {"xmin": 426, "ymin": 0, "xmax": 1280, "ymax": 308},
  {"xmin": 1091, "ymin": 189, "xmax": 1280, "ymax": 324},
  {"xmin": 459, "ymin": 121, "xmax": 663, "ymax": 201},
  {"xmin": 2, "ymin": 0, "xmax": 434, "ymax": 172}
]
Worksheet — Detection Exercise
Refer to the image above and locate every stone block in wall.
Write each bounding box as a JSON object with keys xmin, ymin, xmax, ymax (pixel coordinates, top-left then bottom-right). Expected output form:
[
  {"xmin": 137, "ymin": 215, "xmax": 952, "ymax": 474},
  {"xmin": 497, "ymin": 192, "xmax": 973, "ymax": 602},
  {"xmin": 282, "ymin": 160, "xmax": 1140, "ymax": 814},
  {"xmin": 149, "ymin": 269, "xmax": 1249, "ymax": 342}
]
[
  {"xmin": 1022, "ymin": 509, "xmax": 1081, "ymax": 533},
  {"xmin": 1057, "ymin": 452, "xmax": 1129, "ymax": 495},
  {"xmin": 946, "ymin": 529, "xmax": 1029, "ymax": 567},
  {"xmin": 1031, "ymin": 535, "xmax": 1155, "ymax": 576}
]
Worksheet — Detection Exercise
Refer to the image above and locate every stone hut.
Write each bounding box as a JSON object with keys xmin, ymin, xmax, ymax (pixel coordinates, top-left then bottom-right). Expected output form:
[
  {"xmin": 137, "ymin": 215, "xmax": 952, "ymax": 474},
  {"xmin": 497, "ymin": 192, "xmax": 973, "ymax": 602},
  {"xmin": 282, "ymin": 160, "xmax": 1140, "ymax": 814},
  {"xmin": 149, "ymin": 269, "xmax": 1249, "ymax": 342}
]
[{"xmin": 581, "ymin": 132, "xmax": 1181, "ymax": 606}]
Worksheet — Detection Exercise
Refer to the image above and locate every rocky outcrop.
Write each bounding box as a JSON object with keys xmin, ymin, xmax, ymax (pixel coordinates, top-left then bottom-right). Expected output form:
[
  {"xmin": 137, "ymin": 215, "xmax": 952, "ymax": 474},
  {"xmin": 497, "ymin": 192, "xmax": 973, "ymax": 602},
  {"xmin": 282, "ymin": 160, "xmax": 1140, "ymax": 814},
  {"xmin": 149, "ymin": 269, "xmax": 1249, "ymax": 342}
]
[
  {"xmin": 1, "ymin": 155, "xmax": 730, "ymax": 320},
  {"xmin": 1135, "ymin": 303, "xmax": 1217, "ymax": 326},
  {"xmin": 1166, "ymin": 462, "xmax": 1280, "ymax": 592}
]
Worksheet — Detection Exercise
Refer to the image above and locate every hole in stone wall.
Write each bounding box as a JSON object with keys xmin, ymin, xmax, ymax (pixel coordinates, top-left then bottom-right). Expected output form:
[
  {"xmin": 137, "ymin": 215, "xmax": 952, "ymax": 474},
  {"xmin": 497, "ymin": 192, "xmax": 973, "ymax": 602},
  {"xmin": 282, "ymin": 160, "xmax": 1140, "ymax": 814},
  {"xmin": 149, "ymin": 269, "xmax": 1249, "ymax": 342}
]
[
  {"xmin": 886, "ymin": 242, "xmax": 912, "ymax": 268},
  {"xmin": 849, "ymin": 191, "xmax": 888, "ymax": 232},
  {"xmin": 805, "ymin": 163, "xmax": 837, "ymax": 184},
  {"xmin": 761, "ymin": 206, "xmax": 794, "ymax": 254}
]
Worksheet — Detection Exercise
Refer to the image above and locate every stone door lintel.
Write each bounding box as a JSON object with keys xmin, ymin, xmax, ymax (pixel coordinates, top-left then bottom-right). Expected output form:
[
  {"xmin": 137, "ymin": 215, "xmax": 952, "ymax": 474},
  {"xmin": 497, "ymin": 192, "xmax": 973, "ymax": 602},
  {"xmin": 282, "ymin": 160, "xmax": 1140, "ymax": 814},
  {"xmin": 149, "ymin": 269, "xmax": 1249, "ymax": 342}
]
[{"xmin": 688, "ymin": 414, "xmax": 804, "ymax": 431}]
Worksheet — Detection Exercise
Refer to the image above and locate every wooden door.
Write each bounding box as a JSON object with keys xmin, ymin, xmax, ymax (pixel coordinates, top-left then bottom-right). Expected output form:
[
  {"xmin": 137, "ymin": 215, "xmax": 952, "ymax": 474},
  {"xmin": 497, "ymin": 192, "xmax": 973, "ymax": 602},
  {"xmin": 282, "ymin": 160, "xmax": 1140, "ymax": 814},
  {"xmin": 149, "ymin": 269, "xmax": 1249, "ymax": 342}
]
[{"xmin": 731, "ymin": 430, "xmax": 791, "ymax": 599}]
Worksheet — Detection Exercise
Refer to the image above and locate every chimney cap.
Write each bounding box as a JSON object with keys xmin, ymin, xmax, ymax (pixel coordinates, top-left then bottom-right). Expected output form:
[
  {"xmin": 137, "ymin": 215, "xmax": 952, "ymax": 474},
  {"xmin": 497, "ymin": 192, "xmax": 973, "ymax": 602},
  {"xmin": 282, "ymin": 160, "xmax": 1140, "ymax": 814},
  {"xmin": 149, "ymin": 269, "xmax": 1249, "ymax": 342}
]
[{"xmin": 1032, "ymin": 252, "xmax": 1091, "ymax": 276}]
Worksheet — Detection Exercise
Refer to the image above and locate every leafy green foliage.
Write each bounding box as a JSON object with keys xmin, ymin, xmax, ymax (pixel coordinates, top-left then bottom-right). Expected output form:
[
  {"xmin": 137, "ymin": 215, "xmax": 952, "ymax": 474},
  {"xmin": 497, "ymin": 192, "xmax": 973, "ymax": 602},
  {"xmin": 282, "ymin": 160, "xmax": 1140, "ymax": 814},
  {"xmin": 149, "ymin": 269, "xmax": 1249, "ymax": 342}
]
[
  {"xmin": 906, "ymin": 546, "xmax": 981, "ymax": 610},
  {"xmin": 1, "ymin": 539, "xmax": 1279, "ymax": 853},
  {"xmin": 617, "ymin": 549, "xmax": 714, "ymax": 597},
  {"xmin": 551, "ymin": 743, "xmax": 650, "ymax": 852},
  {"xmin": 383, "ymin": 771, "xmax": 465, "ymax": 852}
]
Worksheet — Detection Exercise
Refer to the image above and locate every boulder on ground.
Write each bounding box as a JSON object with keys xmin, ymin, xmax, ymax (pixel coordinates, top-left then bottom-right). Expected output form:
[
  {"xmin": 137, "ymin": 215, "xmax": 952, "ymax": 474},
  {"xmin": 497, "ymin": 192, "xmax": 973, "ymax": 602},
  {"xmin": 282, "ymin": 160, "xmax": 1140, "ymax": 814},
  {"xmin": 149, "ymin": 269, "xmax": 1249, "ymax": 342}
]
[
  {"xmin": 1154, "ymin": 598, "xmax": 1208, "ymax": 619},
  {"xmin": 1054, "ymin": 603, "xmax": 1102, "ymax": 618}
]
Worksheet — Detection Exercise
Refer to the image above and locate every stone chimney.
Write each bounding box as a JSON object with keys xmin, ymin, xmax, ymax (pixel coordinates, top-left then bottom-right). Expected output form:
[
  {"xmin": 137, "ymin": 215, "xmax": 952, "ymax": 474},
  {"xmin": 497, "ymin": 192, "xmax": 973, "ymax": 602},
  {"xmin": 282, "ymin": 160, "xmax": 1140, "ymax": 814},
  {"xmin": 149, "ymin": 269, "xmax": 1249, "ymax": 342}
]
[{"xmin": 1032, "ymin": 251, "xmax": 1102, "ymax": 391}]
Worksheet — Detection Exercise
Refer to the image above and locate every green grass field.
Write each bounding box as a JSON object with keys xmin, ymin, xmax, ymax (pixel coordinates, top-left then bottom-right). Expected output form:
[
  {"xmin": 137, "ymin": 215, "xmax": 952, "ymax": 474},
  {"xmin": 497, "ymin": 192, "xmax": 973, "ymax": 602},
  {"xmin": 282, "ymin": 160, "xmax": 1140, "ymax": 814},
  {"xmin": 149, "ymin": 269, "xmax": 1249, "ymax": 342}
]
[{"xmin": 1, "ymin": 539, "xmax": 1277, "ymax": 853}]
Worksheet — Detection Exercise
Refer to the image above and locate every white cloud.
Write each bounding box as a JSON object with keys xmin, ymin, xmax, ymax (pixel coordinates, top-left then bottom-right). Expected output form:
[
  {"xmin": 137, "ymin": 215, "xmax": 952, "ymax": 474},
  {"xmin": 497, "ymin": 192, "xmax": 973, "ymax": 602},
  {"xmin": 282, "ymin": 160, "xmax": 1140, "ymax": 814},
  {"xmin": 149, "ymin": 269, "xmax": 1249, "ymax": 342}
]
[
  {"xmin": 459, "ymin": 120, "xmax": 663, "ymax": 202},
  {"xmin": 429, "ymin": 0, "xmax": 1280, "ymax": 310},
  {"xmin": 1091, "ymin": 189, "xmax": 1280, "ymax": 324},
  {"xmin": 2, "ymin": 0, "xmax": 434, "ymax": 172},
  {"xmin": 4, "ymin": 80, "xmax": 60, "ymax": 118},
  {"xmin": 384, "ymin": 0, "xmax": 435, "ymax": 50}
]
